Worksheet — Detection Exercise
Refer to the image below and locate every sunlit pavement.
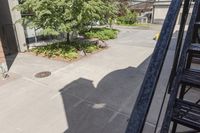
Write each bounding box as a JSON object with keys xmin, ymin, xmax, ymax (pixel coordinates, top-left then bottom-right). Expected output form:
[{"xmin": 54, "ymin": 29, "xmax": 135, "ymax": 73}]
[{"xmin": 0, "ymin": 26, "xmax": 187, "ymax": 133}]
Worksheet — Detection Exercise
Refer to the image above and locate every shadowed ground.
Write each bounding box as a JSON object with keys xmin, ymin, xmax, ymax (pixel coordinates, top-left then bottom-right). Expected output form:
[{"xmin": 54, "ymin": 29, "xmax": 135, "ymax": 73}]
[{"xmin": 1, "ymin": 26, "xmax": 196, "ymax": 133}]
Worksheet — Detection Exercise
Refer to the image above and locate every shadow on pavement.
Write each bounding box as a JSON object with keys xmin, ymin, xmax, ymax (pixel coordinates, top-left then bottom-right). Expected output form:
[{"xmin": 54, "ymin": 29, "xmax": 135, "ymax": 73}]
[
  {"xmin": 59, "ymin": 56, "xmax": 152, "ymax": 133},
  {"xmin": 5, "ymin": 53, "xmax": 17, "ymax": 70}
]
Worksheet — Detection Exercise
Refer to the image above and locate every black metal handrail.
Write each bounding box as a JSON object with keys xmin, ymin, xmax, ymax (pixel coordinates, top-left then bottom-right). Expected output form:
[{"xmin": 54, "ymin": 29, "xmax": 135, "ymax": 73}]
[
  {"xmin": 160, "ymin": 0, "xmax": 200, "ymax": 132},
  {"xmin": 125, "ymin": 0, "xmax": 184, "ymax": 132},
  {"xmin": 153, "ymin": 0, "xmax": 192, "ymax": 132},
  {"xmin": 168, "ymin": 0, "xmax": 192, "ymax": 93}
]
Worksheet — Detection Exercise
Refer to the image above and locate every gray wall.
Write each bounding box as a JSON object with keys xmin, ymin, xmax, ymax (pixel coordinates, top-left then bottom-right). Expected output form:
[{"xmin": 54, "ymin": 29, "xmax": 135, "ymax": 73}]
[
  {"xmin": 0, "ymin": 0, "xmax": 27, "ymax": 54},
  {"xmin": 0, "ymin": 0, "xmax": 18, "ymax": 54}
]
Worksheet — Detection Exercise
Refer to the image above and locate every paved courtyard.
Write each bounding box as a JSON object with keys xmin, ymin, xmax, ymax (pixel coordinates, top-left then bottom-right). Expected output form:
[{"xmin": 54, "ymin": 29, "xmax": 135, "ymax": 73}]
[{"xmin": 0, "ymin": 26, "xmax": 180, "ymax": 133}]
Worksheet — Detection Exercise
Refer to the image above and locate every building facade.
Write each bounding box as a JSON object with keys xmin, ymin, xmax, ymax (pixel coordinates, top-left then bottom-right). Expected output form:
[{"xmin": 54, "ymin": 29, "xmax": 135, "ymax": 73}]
[
  {"xmin": 0, "ymin": 39, "xmax": 7, "ymax": 76},
  {"xmin": 152, "ymin": 0, "xmax": 194, "ymax": 24},
  {"xmin": 152, "ymin": 0, "xmax": 171, "ymax": 24},
  {"xmin": 0, "ymin": 0, "xmax": 27, "ymax": 75}
]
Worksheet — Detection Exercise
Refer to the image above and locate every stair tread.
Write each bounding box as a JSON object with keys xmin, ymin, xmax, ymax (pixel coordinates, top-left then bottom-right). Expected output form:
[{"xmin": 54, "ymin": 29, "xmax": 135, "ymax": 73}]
[
  {"xmin": 172, "ymin": 99, "xmax": 200, "ymax": 130},
  {"xmin": 181, "ymin": 69, "xmax": 200, "ymax": 87},
  {"xmin": 195, "ymin": 22, "xmax": 200, "ymax": 25},
  {"xmin": 188, "ymin": 43, "xmax": 200, "ymax": 53}
]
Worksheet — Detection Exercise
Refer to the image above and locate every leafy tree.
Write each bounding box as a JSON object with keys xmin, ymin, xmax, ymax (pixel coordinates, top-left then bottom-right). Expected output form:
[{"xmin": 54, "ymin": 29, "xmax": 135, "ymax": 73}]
[
  {"xmin": 17, "ymin": 0, "xmax": 74, "ymax": 42},
  {"xmin": 101, "ymin": 0, "xmax": 118, "ymax": 27},
  {"xmin": 117, "ymin": 10, "xmax": 138, "ymax": 25},
  {"xmin": 71, "ymin": 0, "xmax": 108, "ymax": 32},
  {"xmin": 16, "ymin": 0, "xmax": 119, "ymax": 42},
  {"xmin": 116, "ymin": 0, "xmax": 130, "ymax": 16}
]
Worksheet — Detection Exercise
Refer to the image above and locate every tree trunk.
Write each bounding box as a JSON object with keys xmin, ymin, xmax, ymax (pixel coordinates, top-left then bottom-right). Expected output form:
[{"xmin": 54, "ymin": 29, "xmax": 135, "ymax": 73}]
[
  {"xmin": 67, "ymin": 32, "xmax": 70, "ymax": 43},
  {"xmin": 90, "ymin": 23, "xmax": 93, "ymax": 31}
]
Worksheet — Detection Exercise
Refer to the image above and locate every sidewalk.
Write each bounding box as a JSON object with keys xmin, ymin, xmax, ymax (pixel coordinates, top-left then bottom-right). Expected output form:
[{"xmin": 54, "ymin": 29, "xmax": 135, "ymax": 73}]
[{"xmin": 0, "ymin": 27, "xmax": 187, "ymax": 133}]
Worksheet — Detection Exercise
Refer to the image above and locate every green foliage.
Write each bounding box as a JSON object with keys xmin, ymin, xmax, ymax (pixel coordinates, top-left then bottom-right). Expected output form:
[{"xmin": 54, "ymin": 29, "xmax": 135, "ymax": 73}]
[
  {"xmin": 17, "ymin": 0, "xmax": 74, "ymax": 36},
  {"xmin": 72, "ymin": 0, "xmax": 106, "ymax": 31},
  {"xmin": 17, "ymin": 0, "xmax": 118, "ymax": 36},
  {"xmin": 31, "ymin": 41, "xmax": 100, "ymax": 60},
  {"xmin": 73, "ymin": 41, "xmax": 100, "ymax": 53},
  {"xmin": 116, "ymin": 0, "xmax": 129, "ymax": 16},
  {"xmin": 101, "ymin": 0, "xmax": 118, "ymax": 26},
  {"xmin": 85, "ymin": 45, "xmax": 98, "ymax": 53},
  {"xmin": 82, "ymin": 28, "xmax": 119, "ymax": 40},
  {"xmin": 117, "ymin": 10, "xmax": 138, "ymax": 25}
]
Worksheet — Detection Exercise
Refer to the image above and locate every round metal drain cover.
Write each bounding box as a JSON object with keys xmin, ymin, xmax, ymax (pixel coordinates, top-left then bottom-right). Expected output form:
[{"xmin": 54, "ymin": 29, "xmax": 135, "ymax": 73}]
[{"xmin": 35, "ymin": 71, "xmax": 51, "ymax": 78}]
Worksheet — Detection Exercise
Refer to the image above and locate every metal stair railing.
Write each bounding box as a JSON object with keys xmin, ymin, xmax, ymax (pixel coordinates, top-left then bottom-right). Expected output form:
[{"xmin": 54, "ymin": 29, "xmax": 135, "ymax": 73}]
[
  {"xmin": 154, "ymin": 0, "xmax": 193, "ymax": 132},
  {"xmin": 125, "ymin": 0, "xmax": 184, "ymax": 133},
  {"xmin": 160, "ymin": 0, "xmax": 200, "ymax": 132},
  {"xmin": 167, "ymin": 0, "xmax": 192, "ymax": 94}
]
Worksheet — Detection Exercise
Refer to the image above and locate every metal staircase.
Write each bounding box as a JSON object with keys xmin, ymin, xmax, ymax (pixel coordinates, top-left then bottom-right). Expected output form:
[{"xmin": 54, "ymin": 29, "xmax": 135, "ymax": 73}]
[{"xmin": 126, "ymin": 0, "xmax": 200, "ymax": 132}]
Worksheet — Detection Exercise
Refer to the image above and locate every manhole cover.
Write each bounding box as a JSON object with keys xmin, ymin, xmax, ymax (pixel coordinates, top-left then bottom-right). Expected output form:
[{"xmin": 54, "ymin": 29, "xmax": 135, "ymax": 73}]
[{"xmin": 35, "ymin": 71, "xmax": 51, "ymax": 78}]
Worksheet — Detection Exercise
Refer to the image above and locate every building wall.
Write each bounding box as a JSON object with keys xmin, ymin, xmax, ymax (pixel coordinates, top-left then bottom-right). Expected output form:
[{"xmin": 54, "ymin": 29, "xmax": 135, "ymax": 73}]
[
  {"xmin": 0, "ymin": 38, "xmax": 7, "ymax": 76},
  {"xmin": 0, "ymin": 0, "xmax": 27, "ymax": 54},
  {"xmin": 0, "ymin": 0, "xmax": 27, "ymax": 74},
  {"xmin": 0, "ymin": 0, "xmax": 9, "ymax": 74},
  {"xmin": 8, "ymin": 0, "xmax": 27, "ymax": 52},
  {"xmin": 153, "ymin": 1, "xmax": 171, "ymax": 24},
  {"xmin": 153, "ymin": 6, "xmax": 169, "ymax": 24},
  {"xmin": 153, "ymin": 0, "xmax": 194, "ymax": 25},
  {"xmin": 0, "ymin": 42, "xmax": 5, "ymax": 64}
]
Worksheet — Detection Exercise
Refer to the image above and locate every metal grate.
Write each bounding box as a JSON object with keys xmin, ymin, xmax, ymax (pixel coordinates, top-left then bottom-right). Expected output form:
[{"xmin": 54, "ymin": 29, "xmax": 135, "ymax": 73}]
[{"xmin": 34, "ymin": 71, "xmax": 51, "ymax": 78}]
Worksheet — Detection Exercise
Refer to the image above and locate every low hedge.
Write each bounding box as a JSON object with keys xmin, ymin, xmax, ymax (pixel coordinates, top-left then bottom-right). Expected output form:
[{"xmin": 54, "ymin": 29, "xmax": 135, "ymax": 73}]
[{"xmin": 82, "ymin": 28, "xmax": 119, "ymax": 40}]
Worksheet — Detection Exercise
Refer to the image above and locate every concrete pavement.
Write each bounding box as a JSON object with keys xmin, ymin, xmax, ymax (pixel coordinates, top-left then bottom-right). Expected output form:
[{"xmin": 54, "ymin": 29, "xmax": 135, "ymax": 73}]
[{"xmin": 0, "ymin": 26, "xmax": 181, "ymax": 133}]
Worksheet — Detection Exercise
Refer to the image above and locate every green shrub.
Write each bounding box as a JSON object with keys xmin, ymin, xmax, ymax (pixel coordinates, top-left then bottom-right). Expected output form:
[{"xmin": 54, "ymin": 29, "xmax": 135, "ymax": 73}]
[
  {"xmin": 64, "ymin": 51, "xmax": 79, "ymax": 59},
  {"xmin": 85, "ymin": 45, "xmax": 99, "ymax": 53},
  {"xmin": 31, "ymin": 41, "xmax": 101, "ymax": 60},
  {"xmin": 82, "ymin": 28, "xmax": 119, "ymax": 40},
  {"xmin": 117, "ymin": 11, "xmax": 137, "ymax": 25}
]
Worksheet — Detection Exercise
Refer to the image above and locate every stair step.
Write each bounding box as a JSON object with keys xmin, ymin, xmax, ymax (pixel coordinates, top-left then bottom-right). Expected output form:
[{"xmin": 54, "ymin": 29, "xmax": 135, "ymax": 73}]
[
  {"xmin": 187, "ymin": 44, "xmax": 200, "ymax": 64},
  {"xmin": 195, "ymin": 22, "xmax": 200, "ymax": 25},
  {"xmin": 192, "ymin": 57, "xmax": 200, "ymax": 64},
  {"xmin": 172, "ymin": 99, "xmax": 200, "ymax": 131},
  {"xmin": 188, "ymin": 43, "xmax": 200, "ymax": 54},
  {"xmin": 181, "ymin": 69, "xmax": 200, "ymax": 87}
]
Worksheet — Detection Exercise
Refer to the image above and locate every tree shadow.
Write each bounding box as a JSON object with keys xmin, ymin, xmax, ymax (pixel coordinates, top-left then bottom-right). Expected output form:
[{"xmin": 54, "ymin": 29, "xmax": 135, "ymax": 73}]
[
  {"xmin": 59, "ymin": 56, "xmax": 152, "ymax": 133},
  {"xmin": 58, "ymin": 30, "xmax": 181, "ymax": 132}
]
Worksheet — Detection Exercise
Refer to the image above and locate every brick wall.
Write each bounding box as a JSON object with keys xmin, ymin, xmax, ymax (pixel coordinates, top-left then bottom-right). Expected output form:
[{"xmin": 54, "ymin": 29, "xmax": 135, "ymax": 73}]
[
  {"xmin": 0, "ymin": 39, "xmax": 7, "ymax": 76},
  {"xmin": 0, "ymin": 40, "xmax": 5, "ymax": 63}
]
